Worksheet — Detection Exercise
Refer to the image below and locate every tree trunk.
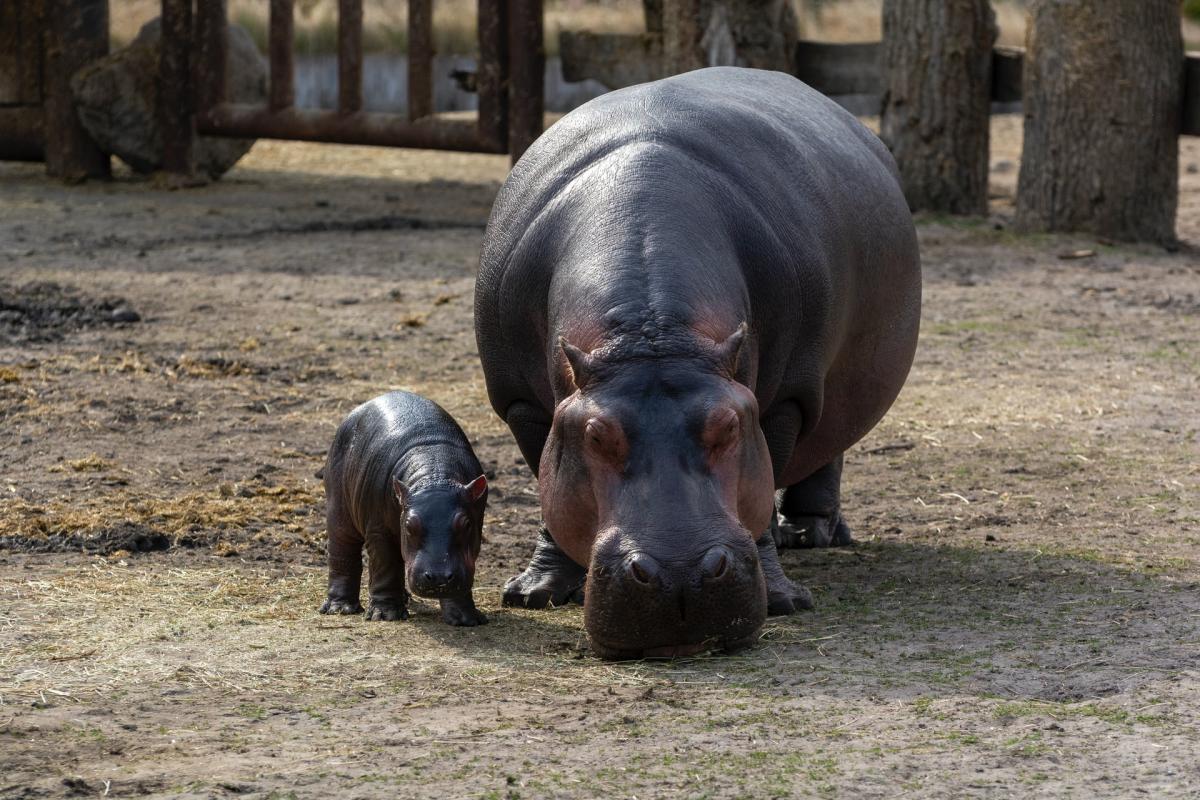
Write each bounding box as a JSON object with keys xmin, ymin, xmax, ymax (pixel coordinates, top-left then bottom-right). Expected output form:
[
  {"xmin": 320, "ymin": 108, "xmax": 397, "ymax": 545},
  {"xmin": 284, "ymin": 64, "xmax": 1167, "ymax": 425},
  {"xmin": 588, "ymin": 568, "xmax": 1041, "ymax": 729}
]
[
  {"xmin": 880, "ymin": 0, "xmax": 996, "ymax": 215},
  {"xmin": 44, "ymin": 0, "xmax": 110, "ymax": 181},
  {"xmin": 661, "ymin": 0, "xmax": 797, "ymax": 76},
  {"xmin": 1016, "ymin": 0, "xmax": 1181, "ymax": 245}
]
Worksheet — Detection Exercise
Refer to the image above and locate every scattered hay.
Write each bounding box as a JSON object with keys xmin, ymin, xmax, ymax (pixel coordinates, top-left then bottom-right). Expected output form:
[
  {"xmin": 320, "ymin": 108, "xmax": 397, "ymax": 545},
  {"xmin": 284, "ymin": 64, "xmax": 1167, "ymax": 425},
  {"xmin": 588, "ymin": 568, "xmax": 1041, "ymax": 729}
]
[
  {"xmin": 0, "ymin": 482, "xmax": 324, "ymax": 553},
  {"xmin": 47, "ymin": 453, "xmax": 114, "ymax": 473},
  {"xmin": 0, "ymin": 366, "xmax": 20, "ymax": 383}
]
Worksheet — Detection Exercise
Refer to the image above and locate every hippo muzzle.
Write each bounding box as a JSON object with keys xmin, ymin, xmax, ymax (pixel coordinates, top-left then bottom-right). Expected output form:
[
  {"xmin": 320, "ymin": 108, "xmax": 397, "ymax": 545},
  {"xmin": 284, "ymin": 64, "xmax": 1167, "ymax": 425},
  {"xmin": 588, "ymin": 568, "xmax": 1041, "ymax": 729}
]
[{"xmin": 583, "ymin": 529, "xmax": 767, "ymax": 659}]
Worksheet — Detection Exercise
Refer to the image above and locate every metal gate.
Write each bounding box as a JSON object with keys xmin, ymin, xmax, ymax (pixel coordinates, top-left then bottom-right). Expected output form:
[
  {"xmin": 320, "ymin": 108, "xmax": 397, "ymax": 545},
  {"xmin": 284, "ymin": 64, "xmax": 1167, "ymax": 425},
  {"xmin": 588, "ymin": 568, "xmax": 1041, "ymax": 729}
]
[
  {"xmin": 166, "ymin": 0, "xmax": 544, "ymax": 176},
  {"xmin": 0, "ymin": 0, "xmax": 544, "ymax": 179}
]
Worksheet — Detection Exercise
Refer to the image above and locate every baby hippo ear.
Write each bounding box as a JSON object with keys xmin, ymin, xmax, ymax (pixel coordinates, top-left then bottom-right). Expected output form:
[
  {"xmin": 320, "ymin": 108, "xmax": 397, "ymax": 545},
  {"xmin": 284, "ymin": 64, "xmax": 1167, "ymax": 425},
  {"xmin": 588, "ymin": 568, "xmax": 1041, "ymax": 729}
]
[
  {"xmin": 463, "ymin": 474, "xmax": 488, "ymax": 505},
  {"xmin": 392, "ymin": 478, "xmax": 410, "ymax": 507}
]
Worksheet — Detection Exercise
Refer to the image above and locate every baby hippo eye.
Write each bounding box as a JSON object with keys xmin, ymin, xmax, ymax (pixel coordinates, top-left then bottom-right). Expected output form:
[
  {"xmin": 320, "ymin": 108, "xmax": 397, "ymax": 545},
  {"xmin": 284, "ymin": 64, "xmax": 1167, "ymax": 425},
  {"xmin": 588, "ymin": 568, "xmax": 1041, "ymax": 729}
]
[
  {"xmin": 453, "ymin": 512, "xmax": 470, "ymax": 534},
  {"xmin": 405, "ymin": 515, "xmax": 422, "ymax": 537}
]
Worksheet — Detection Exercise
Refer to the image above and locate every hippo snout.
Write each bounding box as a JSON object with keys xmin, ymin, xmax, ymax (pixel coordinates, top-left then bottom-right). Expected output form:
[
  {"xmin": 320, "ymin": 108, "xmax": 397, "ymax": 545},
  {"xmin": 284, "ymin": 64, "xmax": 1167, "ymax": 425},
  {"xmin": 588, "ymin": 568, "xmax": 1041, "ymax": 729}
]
[
  {"xmin": 408, "ymin": 556, "xmax": 472, "ymax": 599},
  {"xmin": 584, "ymin": 535, "xmax": 767, "ymax": 659}
]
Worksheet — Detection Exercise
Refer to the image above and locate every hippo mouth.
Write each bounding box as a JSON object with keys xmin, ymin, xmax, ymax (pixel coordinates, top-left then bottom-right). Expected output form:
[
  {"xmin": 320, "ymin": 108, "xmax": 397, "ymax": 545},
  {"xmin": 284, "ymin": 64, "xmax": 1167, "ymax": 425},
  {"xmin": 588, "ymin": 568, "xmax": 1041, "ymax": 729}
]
[{"xmin": 588, "ymin": 630, "xmax": 761, "ymax": 661}]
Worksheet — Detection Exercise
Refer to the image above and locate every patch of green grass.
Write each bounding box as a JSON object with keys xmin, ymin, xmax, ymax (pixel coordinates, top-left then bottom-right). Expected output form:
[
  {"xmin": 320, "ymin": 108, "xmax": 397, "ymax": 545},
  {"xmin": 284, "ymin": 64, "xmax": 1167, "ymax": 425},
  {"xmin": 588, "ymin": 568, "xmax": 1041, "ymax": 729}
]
[
  {"xmin": 236, "ymin": 703, "xmax": 267, "ymax": 720},
  {"xmin": 1004, "ymin": 731, "xmax": 1048, "ymax": 757},
  {"xmin": 993, "ymin": 700, "xmax": 1132, "ymax": 726}
]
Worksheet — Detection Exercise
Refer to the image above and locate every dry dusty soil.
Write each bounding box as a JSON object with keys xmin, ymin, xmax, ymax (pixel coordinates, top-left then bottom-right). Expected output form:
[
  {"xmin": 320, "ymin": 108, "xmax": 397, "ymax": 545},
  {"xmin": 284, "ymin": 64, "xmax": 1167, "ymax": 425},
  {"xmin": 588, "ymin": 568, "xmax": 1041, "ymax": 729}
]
[{"xmin": 1, "ymin": 117, "xmax": 1198, "ymax": 798}]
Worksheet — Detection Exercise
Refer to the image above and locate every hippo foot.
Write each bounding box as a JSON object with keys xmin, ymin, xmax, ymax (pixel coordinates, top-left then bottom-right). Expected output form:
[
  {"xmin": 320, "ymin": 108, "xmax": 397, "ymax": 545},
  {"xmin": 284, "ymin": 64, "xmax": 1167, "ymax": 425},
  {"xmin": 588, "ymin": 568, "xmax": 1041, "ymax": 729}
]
[
  {"xmin": 319, "ymin": 597, "xmax": 364, "ymax": 615},
  {"xmin": 440, "ymin": 597, "xmax": 488, "ymax": 627},
  {"xmin": 775, "ymin": 511, "xmax": 853, "ymax": 549},
  {"xmin": 756, "ymin": 532, "xmax": 814, "ymax": 616},
  {"xmin": 365, "ymin": 599, "xmax": 410, "ymax": 621},
  {"xmin": 502, "ymin": 527, "xmax": 586, "ymax": 609}
]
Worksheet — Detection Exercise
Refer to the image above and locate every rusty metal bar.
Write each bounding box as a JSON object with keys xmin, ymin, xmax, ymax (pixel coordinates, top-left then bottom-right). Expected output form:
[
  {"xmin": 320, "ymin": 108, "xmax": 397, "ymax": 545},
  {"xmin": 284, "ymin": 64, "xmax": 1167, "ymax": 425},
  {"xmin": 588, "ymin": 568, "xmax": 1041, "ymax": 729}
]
[
  {"xmin": 269, "ymin": 0, "xmax": 295, "ymax": 110},
  {"xmin": 408, "ymin": 0, "xmax": 434, "ymax": 121},
  {"xmin": 507, "ymin": 0, "xmax": 544, "ymax": 163},
  {"xmin": 160, "ymin": 0, "xmax": 195, "ymax": 177},
  {"xmin": 198, "ymin": 104, "xmax": 508, "ymax": 153},
  {"xmin": 195, "ymin": 0, "xmax": 229, "ymax": 114},
  {"xmin": 476, "ymin": 0, "xmax": 507, "ymax": 151},
  {"xmin": 44, "ymin": 0, "xmax": 109, "ymax": 180},
  {"xmin": 337, "ymin": 0, "xmax": 363, "ymax": 114},
  {"xmin": 0, "ymin": 106, "xmax": 45, "ymax": 162}
]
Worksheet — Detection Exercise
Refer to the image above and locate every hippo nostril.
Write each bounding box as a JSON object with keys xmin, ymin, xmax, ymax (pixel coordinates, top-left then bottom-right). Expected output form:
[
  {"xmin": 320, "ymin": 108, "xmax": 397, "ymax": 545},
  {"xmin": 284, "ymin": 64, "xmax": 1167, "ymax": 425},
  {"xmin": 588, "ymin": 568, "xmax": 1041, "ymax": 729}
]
[
  {"xmin": 625, "ymin": 553, "xmax": 660, "ymax": 586},
  {"xmin": 701, "ymin": 546, "xmax": 731, "ymax": 581}
]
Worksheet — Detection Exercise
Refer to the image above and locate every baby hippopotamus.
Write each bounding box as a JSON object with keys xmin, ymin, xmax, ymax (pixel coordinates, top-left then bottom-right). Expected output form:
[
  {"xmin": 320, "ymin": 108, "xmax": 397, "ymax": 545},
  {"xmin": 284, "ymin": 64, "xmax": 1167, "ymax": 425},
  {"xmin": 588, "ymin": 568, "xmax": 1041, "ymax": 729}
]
[{"xmin": 319, "ymin": 391, "xmax": 489, "ymax": 626}]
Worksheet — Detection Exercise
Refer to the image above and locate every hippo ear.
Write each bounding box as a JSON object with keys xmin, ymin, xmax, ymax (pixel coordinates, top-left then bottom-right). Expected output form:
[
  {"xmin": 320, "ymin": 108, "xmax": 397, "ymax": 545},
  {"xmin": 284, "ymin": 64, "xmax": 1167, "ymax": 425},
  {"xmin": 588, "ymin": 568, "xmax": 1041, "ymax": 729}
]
[
  {"xmin": 463, "ymin": 474, "xmax": 488, "ymax": 505},
  {"xmin": 559, "ymin": 337, "xmax": 595, "ymax": 391},
  {"xmin": 392, "ymin": 478, "xmax": 410, "ymax": 508},
  {"xmin": 712, "ymin": 322, "xmax": 748, "ymax": 376}
]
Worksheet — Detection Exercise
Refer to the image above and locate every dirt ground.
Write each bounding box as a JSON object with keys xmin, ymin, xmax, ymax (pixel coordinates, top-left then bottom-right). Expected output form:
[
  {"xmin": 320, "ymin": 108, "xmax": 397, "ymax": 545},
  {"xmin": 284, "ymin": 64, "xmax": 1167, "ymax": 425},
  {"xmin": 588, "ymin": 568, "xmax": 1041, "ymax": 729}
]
[{"xmin": 1, "ymin": 116, "xmax": 1198, "ymax": 799}]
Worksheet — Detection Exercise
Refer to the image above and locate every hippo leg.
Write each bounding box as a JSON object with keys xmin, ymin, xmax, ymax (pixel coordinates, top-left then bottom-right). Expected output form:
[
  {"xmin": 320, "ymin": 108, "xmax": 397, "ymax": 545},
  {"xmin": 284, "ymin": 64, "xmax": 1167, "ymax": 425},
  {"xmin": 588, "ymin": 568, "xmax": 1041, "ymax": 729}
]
[
  {"xmin": 439, "ymin": 594, "xmax": 488, "ymax": 627},
  {"xmin": 502, "ymin": 526, "xmax": 587, "ymax": 609},
  {"xmin": 759, "ymin": 516, "xmax": 814, "ymax": 615},
  {"xmin": 775, "ymin": 454, "xmax": 853, "ymax": 549},
  {"xmin": 364, "ymin": 526, "xmax": 410, "ymax": 621},
  {"xmin": 320, "ymin": 500, "xmax": 365, "ymax": 615}
]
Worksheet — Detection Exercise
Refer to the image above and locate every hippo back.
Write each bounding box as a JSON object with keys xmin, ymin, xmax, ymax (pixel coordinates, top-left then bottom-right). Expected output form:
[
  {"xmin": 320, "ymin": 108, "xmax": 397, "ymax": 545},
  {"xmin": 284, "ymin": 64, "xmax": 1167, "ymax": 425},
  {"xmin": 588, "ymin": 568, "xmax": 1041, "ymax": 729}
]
[{"xmin": 476, "ymin": 67, "xmax": 920, "ymax": 483}]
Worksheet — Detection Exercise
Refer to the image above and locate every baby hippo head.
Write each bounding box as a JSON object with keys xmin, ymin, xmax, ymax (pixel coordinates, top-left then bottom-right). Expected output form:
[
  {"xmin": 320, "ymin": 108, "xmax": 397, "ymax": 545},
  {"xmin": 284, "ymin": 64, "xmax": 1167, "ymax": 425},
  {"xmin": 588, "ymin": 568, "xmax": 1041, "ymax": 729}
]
[{"xmin": 393, "ymin": 475, "xmax": 488, "ymax": 599}]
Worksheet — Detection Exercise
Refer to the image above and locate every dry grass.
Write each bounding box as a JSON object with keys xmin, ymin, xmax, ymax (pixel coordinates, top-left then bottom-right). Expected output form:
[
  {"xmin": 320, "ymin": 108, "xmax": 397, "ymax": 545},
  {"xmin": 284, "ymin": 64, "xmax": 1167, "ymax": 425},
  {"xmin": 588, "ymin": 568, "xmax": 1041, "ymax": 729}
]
[{"xmin": 0, "ymin": 483, "xmax": 322, "ymax": 544}]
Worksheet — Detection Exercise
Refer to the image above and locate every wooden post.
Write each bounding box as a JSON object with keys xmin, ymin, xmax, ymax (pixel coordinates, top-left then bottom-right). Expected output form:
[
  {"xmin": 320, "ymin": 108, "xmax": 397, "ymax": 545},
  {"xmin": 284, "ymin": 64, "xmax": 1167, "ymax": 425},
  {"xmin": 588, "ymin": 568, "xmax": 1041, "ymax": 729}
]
[
  {"xmin": 44, "ymin": 0, "xmax": 110, "ymax": 180},
  {"xmin": 160, "ymin": 0, "xmax": 195, "ymax": 179},
  {"xmin": 507, "ymin": 0, "xmax": 543, "ymax": 163}
]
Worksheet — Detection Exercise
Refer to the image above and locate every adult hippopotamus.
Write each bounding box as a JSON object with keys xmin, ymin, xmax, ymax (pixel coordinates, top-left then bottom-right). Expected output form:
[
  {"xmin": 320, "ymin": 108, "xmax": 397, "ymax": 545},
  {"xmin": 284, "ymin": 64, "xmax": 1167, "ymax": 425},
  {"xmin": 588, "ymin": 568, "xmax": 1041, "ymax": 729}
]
[{"xmin": 475, "ymin": 67, "xmax": 920, "ymax": 658}]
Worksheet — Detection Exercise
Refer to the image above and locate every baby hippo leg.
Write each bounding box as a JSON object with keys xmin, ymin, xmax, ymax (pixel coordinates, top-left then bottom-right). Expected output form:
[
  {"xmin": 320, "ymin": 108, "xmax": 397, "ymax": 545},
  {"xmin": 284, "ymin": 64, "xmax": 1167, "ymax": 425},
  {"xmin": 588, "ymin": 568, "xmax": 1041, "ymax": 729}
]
[
  {"xmin": 321, "ymin": 500, "xmax": 364, "ymax": 615},
  {"xmin": 364, "ymin": 526, "xmax": 410, "ymax": 621}
]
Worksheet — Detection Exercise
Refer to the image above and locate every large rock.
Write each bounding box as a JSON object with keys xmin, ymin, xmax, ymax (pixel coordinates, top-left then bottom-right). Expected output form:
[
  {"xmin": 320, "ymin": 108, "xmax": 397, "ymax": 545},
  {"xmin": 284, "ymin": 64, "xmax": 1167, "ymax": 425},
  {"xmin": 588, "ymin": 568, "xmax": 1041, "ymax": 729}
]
[{"xmin": 70, "ymin": 19, "xmax": 267, "ymax": 179}]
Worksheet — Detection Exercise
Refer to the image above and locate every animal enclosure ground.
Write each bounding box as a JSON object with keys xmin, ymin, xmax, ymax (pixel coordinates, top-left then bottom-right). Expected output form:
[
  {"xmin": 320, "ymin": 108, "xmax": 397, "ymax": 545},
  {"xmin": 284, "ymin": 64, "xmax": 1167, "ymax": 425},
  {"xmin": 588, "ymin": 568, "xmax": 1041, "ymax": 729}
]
[{"xmin": 1, "ymin": 117, "xmax": 1198, "ymax": 798}]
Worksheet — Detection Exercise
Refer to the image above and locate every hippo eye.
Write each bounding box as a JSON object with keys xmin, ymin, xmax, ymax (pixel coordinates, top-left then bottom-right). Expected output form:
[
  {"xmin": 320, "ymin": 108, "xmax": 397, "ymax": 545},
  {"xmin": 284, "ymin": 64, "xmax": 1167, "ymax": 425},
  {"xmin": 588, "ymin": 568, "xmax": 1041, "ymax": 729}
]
[
  {"xmin": 706, "ymin": 408, "xmax": 741, "ymax": 454},
  {"xmin": 585, "ymin": 418, "xmax": 608, "ymax": 446},
  {"xmin": 405, "ymin": 516, "xmax": 422, "ymax": 537},
  {"xmin": 453, "ymin": 513, "xmax": 470, "ymax": 534},
  {"xmin": 583, "ymin": 417, "xmax": 627, "ymax": 468}
]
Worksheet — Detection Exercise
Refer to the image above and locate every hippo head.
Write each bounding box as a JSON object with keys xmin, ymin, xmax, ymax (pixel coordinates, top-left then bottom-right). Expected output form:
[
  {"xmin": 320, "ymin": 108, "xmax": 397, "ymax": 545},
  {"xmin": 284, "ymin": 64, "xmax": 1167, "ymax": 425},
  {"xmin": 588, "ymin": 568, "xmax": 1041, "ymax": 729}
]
[
  {"xmin": 393, "ymin": 475, "xmax": 488, "ymax": 599},
  {"xmin": 539, "ymin": 324, "xmax": 776, "ymax": 658}
]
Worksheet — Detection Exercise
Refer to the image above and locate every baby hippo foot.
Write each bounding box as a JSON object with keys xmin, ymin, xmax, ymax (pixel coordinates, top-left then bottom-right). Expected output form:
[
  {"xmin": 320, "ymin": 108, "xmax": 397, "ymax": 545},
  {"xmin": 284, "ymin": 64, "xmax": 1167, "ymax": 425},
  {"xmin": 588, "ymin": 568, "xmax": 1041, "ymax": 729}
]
[
  {"xmin": 502, "ymin": 527, "xmax": 587, "ymax": 609},
  {"xmin": 440, "ymin": 596, "xmax": 488, "ymax": 627},
  {"xmin": 365, "ymin": 598, "xmax": 410, "ymax": 621},
  {"xmin": 759, "ymin": 525, "xmax": 814, "ymax": 615},
  {"xmin": 319, "ymin": 596, "xmax": 364, "ymax": 615},
  {"xmin": 775, "ymin": 510, "xmax": 853, "ymax": 549}
]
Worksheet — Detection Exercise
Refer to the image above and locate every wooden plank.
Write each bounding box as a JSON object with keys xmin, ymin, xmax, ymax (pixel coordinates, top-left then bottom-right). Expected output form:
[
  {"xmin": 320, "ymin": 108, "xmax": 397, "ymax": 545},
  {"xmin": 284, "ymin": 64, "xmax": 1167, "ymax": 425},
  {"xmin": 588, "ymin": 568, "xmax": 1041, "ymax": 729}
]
[
  {"xmin": 1, "ymin": 0, "xmax": 45, "ymax": 105},
  {"xmin": 795, "ymin": 40, "xmax": 881, "ymax": 96},
  {"xmin": 992, "ymin": 45, "xmax": 1023, "ymax": 104},
  {"xmin": 0, "ymin": 0, "xmax": 22, "ymax": 103},
  {"xmin": 0, "ymin": 106, "xmax": 45, "ymax": 160},
  {"xmin": 1183, "ymin": 53, "xmax": 1200, "ymax": 137}
]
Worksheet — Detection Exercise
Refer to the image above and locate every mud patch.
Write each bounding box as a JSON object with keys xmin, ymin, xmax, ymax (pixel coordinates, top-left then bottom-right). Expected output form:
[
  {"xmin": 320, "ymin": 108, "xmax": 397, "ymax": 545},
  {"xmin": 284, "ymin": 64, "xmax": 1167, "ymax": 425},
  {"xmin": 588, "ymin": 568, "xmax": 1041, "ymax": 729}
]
[
  {"xmin": 0, "ymin": 521, "xmax": 169, "ymax": 555},
  {"xmin": 0, "ymin": 281, "xmax": 141, "ymax": 345}
]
